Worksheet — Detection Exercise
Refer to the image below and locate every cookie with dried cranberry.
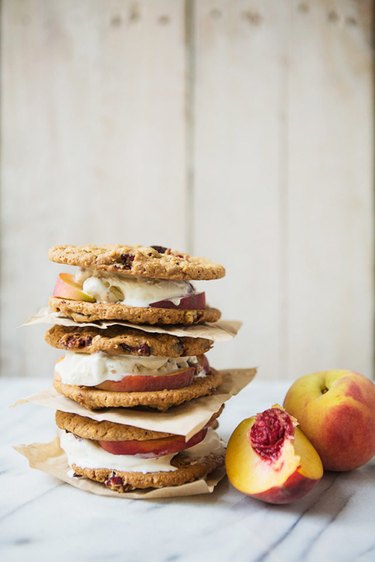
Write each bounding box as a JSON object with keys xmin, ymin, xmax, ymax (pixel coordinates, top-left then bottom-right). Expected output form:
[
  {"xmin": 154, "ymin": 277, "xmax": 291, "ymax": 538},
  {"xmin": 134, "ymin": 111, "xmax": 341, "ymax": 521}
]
[
  {"xmin": 70, "ymin": 450, "xmax": 225, "ymax": 492},
  {"xmin": 55, "ymin": 407, "xmax": 223, "ymax": 442},
  {"xmin": 53, "ymin": 368, "xmax": 222, "ymax": 411},
  {"xmin": 45, "ymin": 324, "xmax": 213, "ymax": 357},
  {"xmin": 48, "ymin": 297, "xmax": 221, "ymax": 325},
  {"xmin": 48, "ymin": 244, "xmax": 225, "ymax": 280}
]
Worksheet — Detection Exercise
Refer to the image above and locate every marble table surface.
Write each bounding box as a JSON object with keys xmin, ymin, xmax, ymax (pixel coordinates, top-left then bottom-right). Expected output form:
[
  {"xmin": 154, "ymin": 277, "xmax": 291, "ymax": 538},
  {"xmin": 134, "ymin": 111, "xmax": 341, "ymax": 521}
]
[{"xmin": 1, "ymin": 377, "xmax": 374, "ymax": 562}]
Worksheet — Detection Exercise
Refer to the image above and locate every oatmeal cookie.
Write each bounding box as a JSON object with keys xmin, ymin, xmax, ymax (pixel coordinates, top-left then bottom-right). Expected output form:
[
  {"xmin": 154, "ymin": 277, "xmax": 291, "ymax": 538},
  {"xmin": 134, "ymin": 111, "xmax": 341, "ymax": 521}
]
[
  {"xmin": 71, "ymin": 451, "xmax": 225, "ymax": 492},
  {"xmin": 55, "ymin": 407, "xmax": 223, "ymax": 442},
  {"xmin": 45, "ymin": 324, "xmax": 213, "ymax": 357},
  {"xmin": 48, "ymin": 245, "xmax": 225, "ymax": 280},
  {"xmin": 49, "ymin": 297, "xmax": 221, "ymax": 325}
]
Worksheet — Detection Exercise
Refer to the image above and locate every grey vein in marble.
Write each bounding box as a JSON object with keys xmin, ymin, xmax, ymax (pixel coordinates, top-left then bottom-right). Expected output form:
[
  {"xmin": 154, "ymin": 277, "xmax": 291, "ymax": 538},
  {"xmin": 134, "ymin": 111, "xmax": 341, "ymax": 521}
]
[{"xmin": 0, "ymin": 378, "xmax": 374, "ymax": 562}]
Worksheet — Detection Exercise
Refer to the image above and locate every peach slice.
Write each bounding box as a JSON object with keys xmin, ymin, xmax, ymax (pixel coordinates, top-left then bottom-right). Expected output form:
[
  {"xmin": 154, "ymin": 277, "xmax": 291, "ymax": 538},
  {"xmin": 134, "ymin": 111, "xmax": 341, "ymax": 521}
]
[
  {"xmin": 98, "ymin": 427, "xmax": 208, "ymax": 457},
  {"xmin": 149, "ymin": 292, "xmax": 206, "ymax": 310},
  {"xmin": 53, "ymin": 273, "xmax": 95, "ymax": 302},
  {"xmin": 96, "ymin": 366, "xmax": 197, "ymax": 392},
  {"xmin": 96, "ymin": 357, "xmax": 210, "ymax": 393},
  {"xmin": 225, "ymin": 405, "xmax": 323, "ymax": 504}
]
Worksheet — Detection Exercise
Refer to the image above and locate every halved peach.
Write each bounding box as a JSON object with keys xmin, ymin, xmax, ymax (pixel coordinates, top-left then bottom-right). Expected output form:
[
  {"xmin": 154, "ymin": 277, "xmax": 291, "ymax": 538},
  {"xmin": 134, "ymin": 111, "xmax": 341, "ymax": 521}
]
[
  {"xmin": 53, "ymin": 273, "xmax": 95, "ymax": 302},
  {"xmin": 225, "ymin": 405, "xmax": 323, "ymax": 504}
]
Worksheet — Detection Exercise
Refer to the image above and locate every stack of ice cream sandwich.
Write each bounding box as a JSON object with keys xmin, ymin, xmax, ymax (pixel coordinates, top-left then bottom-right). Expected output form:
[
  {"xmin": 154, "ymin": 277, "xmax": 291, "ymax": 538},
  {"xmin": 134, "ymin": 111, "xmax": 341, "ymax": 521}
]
[{"xmin": 43, "ymin": 244, "xmax": 232, "ymax": 493}]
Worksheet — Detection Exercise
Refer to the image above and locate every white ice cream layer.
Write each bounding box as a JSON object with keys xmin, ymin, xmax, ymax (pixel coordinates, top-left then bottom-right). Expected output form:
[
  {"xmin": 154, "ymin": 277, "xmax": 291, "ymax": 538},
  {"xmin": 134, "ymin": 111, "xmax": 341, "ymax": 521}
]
[
  {"xmin": 60, "ymin": 428, "xmax": 224, "ymax": 474},
  {"xmin": 59, "ymin": 430, "xmax": 177, "ymax": 473},
  {"xmin": 75, "ymin": 270, "xmax": 195, "ymax": 307},
  {"xmin": 55, "ymin": 352, "xmax": 201, "ymax": 386},
  {"xmin": 183, "ymin": 428, "xmax": 225, "ymax": 460}
]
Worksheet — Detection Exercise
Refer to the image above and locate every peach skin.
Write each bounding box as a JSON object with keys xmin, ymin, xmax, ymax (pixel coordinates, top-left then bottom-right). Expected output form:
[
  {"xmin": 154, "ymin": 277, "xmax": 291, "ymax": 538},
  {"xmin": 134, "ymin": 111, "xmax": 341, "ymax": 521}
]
[{"xmin": 53, "ymin": 273, "xmax": 95, "ymax": 302}]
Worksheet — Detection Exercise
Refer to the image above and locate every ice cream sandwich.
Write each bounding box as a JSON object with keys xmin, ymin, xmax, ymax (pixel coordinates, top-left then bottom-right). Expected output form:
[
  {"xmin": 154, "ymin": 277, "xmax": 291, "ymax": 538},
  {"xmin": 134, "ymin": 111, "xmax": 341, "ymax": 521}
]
[
  {"xmin": 56, "ymin": 410, "xmax": 225, "ymax": 493},
  {"xmin": 48, "ymin": 244, "xmax": 224, "ymax": 324},
  {"xmin": 47, "ymin": 325, "xmax": 223, "ymax": 411}
]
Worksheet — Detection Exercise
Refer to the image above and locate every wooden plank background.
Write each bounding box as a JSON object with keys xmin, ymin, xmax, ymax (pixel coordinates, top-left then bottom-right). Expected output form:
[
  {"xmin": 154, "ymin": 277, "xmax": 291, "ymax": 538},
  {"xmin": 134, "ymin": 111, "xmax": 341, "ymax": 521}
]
[{"xmin": 1, "ymin": 0, "xmax": 373, "ymax": 379}]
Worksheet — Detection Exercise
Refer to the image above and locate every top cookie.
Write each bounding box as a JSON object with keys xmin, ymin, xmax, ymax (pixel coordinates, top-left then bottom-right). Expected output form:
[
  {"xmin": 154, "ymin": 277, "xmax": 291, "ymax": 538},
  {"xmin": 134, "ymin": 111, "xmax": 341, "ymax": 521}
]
[{"xmin": 48, "ymin": 245, "xmax": 225, "ymax": 281}]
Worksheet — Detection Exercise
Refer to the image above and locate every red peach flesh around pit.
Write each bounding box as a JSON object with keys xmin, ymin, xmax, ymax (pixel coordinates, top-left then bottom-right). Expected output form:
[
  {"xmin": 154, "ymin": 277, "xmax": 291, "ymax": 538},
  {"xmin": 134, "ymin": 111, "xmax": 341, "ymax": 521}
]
[{"xmin": 249, "ymin": 407, "xmax": 294, "ymax": 462}]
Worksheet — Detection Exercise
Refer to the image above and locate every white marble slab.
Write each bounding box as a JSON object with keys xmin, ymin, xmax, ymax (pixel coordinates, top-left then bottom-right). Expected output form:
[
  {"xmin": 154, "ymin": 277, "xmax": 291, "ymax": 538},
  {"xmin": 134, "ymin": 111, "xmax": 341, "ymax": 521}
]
[{"xmin": 0, "ymin": 378, "xmax": 374, "ymax": 562}]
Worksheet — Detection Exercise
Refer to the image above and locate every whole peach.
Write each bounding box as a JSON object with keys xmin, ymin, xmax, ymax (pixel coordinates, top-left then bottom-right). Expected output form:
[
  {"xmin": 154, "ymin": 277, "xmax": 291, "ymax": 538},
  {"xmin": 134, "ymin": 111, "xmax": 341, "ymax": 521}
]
[{"xmin": 283, "ymin": 370, "xmax": 375, "ymax": 471}]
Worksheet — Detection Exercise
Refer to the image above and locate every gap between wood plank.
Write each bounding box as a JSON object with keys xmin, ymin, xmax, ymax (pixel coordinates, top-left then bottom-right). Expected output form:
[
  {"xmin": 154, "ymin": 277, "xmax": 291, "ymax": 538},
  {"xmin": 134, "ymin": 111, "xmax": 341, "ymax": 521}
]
[
  {"xmin": 0, "ymin": 0, "xmax": 3, "ymax": 370},
  {"xmin": 184, "ymin": 0, "xmax": 195, "ymax": 254},
  {"xmin": 372, "ymin": 3, "xmax": 375, "ymax": 376},
  {"xmin": 279, "ymin": 1, "xmax": 292, "ymax": 378}
]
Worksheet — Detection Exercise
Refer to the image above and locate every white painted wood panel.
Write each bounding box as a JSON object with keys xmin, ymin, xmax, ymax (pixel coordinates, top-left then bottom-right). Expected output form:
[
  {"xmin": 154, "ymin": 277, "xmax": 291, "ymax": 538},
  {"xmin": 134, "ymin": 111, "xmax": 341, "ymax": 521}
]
[
  {"xmin": 1, "ymin": 0, "xmax": 187, "ymax": 376},
  {"xmin": 193, "ymin": 0, "xmax": 373, "ymax": 379},
  {"xmin": 286, "ymin": 0, "xmax": 374, "ymax": 378},
  {"xmin": 193, "ymin": 0, "xmax": 288, "ymax": 378},
  {"xmin": 1, "ymin": 0, "xmax": 373, "ymax": 380}
]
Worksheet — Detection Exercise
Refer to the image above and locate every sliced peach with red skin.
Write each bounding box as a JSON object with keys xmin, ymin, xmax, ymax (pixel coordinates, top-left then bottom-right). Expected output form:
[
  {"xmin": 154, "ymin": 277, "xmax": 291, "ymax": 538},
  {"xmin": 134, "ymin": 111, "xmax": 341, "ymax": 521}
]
[
  {"xmin": 225, "ymin": 405, "xmax": 323, "ymax": 504},
  {"xmin": 149, "ymin": 292, "xmax": 206, "ymax": 310},
  {"xmin": 98, "ymin": 427, "xmax": 208, "ymax": 457},
  {"xmin": 53, "ymin": 273, "xmax": 95, "ymax": 302},
  {"xmin": 96, "ymin": 366, "xmax": 196, "ymax": 392},
  {"xmin": 96, "ymin": 356, "xmax": 210, "ymax": 393}
]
